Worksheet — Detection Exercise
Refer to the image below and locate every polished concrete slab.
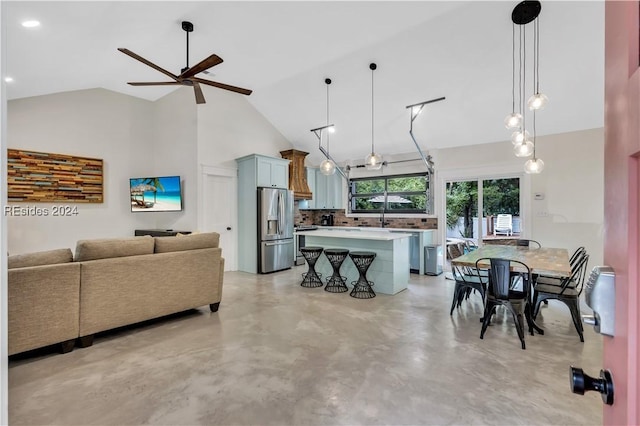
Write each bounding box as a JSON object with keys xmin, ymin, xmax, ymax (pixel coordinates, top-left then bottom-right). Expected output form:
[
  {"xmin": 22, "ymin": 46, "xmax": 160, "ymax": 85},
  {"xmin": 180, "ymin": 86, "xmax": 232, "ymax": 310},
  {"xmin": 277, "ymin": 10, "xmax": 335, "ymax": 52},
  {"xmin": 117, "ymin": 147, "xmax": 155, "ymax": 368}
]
[{"xmin": 9, "ymin": 266, "xmax": 603, "ymax": 425}]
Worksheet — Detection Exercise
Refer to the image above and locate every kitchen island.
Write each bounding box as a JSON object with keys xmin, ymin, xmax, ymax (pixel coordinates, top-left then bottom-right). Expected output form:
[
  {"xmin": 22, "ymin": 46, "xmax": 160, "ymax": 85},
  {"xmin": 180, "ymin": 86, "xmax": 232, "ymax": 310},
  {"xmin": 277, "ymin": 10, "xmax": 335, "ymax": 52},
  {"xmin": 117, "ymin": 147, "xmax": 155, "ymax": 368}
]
[
  {"xmin": 316, "ymin": 226, "xmax": 435, "ymax": 274},
  {"xmin": 298, "ymin": 229, "xmax": 411, "ymax": 295}
]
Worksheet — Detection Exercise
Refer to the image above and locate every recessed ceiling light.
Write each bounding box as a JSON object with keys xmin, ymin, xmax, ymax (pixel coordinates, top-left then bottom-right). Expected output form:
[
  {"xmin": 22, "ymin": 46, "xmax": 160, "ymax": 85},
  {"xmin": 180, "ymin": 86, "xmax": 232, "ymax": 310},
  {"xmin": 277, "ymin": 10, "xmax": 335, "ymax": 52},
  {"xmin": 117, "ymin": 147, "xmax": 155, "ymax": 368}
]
[
  {"xmin": 4, "ymin": 77, "xmax": 14, "ymax": 83},
  {"xmin": 21, "ymin": 20, "xmax": 40, "ymax": 28}
]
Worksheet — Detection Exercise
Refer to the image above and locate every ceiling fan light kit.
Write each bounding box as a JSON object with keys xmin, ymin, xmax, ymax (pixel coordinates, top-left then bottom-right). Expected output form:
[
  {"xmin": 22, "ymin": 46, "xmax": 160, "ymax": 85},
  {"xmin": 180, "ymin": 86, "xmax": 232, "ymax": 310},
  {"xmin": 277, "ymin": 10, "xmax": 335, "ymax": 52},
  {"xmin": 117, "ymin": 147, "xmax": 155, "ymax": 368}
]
[
  {"xmin": 506, "ymin": 0, "xmax": 546, "ymax": 174},
  {"xmin": 118, "ymin": 21, "xmax": 252, "ymax": 104}
]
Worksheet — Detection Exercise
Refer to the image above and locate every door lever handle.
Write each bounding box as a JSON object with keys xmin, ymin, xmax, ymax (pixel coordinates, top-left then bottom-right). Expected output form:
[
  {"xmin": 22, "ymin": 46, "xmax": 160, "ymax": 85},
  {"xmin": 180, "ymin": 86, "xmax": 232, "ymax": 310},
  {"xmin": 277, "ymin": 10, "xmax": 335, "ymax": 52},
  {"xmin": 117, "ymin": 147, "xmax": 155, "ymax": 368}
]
[
  {"xmin": 569, "ymin": 366, "xmax": 614, "ymax": 405},
  {"xmin": 582, "ymin": 315, "xmax": 597, "ymax": 326}
]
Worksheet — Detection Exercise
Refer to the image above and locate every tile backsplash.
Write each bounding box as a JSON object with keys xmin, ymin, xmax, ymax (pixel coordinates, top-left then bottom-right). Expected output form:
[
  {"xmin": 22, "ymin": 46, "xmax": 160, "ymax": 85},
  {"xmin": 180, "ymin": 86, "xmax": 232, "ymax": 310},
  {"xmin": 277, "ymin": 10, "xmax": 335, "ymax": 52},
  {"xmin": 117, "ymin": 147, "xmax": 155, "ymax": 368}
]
[{"xmin": 294, "ymin": 203, "xmax": 437, "ymax": 230}]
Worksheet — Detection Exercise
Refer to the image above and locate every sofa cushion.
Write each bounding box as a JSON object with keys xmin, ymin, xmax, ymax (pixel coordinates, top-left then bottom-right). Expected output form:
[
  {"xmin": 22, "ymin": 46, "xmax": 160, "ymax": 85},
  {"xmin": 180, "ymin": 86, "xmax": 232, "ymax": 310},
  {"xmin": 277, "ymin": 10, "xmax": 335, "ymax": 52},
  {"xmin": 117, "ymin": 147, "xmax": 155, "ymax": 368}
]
[
  {"xmin": 154, "ymin": 232, "xmax": 219, "ymax": 253},
  {"xmin": 75, "ymin": 236, "xmax": 154, "ymax": 261},
  {"xmin": 8, "ymin": 248, "xmax": 73, "ymax": 269}
]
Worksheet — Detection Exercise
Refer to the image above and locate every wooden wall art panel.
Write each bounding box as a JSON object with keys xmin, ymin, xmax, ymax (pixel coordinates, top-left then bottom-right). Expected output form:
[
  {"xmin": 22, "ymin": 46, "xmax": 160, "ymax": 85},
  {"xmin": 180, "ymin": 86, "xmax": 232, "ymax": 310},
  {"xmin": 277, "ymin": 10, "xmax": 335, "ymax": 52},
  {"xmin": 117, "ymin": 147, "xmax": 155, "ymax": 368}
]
[{"xmin": 7, "ymin": 149, "xmax": 103, "ymax": 203}]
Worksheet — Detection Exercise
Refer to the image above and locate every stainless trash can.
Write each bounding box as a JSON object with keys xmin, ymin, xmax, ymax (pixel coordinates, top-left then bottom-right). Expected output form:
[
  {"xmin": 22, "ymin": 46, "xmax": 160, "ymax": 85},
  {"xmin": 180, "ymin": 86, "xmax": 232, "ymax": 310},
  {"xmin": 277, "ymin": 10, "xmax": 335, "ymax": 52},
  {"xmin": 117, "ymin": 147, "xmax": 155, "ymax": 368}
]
[{"xmin": 424, "ymin": 245, "xmax": 443, "ymax": 276}]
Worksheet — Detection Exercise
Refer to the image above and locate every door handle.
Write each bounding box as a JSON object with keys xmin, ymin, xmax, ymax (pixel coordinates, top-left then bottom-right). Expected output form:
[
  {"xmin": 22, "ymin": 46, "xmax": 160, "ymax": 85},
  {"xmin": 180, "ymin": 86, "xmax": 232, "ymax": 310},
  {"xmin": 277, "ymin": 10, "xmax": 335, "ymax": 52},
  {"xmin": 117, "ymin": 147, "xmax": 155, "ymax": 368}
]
[{"xmin": 569, "ymin": 366, "xmax": 614, "ymax": 405}]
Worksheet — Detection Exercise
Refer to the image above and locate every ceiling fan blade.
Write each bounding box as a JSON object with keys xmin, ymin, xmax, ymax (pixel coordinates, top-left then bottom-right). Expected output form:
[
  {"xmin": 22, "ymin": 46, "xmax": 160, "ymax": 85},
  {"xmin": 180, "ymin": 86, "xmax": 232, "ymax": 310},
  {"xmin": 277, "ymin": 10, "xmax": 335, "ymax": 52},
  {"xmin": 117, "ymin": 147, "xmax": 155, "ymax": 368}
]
[
  {"xmin": 127, "ymin": 82, "xmax": 183, "ymax": 86},
  {"xmin": 118, "ymin": 48, "xmax": 179, "ymax": 81},
  {"xmin": 193, "ymin": 82, "xmax": 206, "ymax": 104},
  {"xmin": 180, "ymin": 54, "xmax": 224, "ymax": 79},
  {"xmin": 191, "ymin": 77, "xmax": 253, "ymax": 96}
]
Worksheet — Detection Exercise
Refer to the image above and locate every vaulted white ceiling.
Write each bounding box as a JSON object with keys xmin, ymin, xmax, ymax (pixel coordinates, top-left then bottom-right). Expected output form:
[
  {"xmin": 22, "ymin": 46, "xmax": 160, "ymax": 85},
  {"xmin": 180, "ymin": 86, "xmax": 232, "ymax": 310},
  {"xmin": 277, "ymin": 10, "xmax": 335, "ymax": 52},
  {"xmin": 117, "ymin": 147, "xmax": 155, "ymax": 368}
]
[{"xmin": 4, "ymin": 1, "xmax": 604, "ymax": 166}]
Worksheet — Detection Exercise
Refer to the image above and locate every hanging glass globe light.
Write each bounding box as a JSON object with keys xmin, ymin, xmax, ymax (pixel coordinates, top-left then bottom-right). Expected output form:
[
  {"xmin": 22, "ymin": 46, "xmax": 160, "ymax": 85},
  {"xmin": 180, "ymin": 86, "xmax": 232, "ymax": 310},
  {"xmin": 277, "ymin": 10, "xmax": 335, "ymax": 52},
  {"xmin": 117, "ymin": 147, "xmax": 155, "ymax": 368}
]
[
  {"xmin": 511, "ymin": 129, "xmax": 530, "ymax": 145},
  {"xmin": 365, "ymin": 152, "xmax": 383, "ymax": 171},
  {"xmin": 527, "ymin": 93, "xmax": 548, "ymax": 110},
  {"xmin": 524, "ymin": 157, "xmax": 545, "ymax": 174},
  {"xmin": 514, "ymin": 140, "xmax": 534, "ymax": 157},
  {"xmin": 504, "ymin": 112, "xmax": 523, "ymax": 129},
  {"xmin": 319, "ymin": 158, "xmax": 336, "ymax": 176}
]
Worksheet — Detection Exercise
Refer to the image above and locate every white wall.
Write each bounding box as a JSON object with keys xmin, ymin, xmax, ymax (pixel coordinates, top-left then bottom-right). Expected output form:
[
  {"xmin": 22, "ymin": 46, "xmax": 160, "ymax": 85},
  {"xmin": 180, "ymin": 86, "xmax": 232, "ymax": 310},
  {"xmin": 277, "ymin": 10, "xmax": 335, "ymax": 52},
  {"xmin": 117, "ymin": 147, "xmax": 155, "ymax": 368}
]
[
  {"xmin": 149, "ymin": 87, "xmax": 198, "ymax": 232},
  {"xmin": 436, "ymin": 127, "xmax": 604, "ymax": 266},
  {"xmin": 6, "ymin": 86, "xmax": 293, "ymax": 255},
  {"xmin": 196, "ymin": 87, "xmax": 292, "ymax": 169},
  {"xmin": 7, "ymin": 89, "xmax": 155, "ymax": 254}
]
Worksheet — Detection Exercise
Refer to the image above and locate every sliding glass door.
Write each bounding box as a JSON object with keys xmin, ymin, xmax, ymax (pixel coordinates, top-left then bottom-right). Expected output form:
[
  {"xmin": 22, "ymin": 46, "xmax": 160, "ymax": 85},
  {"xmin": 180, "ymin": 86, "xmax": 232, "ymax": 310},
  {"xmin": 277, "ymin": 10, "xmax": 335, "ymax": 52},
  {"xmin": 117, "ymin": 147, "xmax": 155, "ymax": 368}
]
[
  {"xmin": 445, "ymin": 177, "xmax": 521, "ymax": 247},
  {"xmin": 445, "ymin": 180, "xmax": 479, "ymax": 242}
]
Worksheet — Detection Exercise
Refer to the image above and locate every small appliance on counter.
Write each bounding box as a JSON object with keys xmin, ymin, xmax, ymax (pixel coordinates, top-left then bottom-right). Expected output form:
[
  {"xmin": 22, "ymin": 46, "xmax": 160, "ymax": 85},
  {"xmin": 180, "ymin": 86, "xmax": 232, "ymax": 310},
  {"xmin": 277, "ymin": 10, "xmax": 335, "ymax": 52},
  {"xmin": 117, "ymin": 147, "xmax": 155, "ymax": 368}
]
[{"xmin": 320, "ymin": 214, "xmax": 334, "ymax": 226}]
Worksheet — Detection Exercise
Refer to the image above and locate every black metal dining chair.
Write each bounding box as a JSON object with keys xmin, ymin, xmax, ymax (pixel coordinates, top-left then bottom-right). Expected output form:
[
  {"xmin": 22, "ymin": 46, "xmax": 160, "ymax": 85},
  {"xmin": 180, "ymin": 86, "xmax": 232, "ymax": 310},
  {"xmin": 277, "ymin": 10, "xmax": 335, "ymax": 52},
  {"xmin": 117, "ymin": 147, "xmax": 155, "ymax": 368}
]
[
  {"xmin": 516, "ymin": 239, "xmax": 542, "ymax": 248},
  {"xmin": 449, "ymin": 263, "xmax": 486, "ymax": 315},
  {"xmin": 476, "ymin": 257, "xmax": 538, "ymax": 350},
  {"xmin": 532, "ymin": 252, "xmax": 590, "ymax": 342},
  {"xmin": 448, "ymin": 244, "xmax": 487, "ymax": 314}
]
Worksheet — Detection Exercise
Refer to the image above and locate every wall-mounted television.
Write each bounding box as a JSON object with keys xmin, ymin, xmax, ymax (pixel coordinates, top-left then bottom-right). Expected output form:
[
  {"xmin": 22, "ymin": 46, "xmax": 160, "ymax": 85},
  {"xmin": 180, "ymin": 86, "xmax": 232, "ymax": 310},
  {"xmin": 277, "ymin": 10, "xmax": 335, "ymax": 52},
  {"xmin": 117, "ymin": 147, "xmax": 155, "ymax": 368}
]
[{"xmin": 130, "ymin": 176, "xmax": 182, "ymax": 212}]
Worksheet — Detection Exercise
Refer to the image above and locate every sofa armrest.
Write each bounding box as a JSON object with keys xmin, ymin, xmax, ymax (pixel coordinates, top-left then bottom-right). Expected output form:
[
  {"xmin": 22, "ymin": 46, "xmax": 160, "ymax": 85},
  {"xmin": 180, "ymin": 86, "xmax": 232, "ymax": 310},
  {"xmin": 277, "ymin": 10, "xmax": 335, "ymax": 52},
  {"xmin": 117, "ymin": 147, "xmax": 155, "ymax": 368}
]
[{"xmin": 8, "ymin": 263, "xmax": 81, "ymax": 355}]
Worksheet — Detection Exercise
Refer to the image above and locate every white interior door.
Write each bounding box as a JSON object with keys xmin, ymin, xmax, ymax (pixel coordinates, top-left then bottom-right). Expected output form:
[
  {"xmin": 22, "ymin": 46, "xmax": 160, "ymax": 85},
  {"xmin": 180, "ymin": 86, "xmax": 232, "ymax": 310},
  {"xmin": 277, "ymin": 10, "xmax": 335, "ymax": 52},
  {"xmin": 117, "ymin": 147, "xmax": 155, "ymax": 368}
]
[{"xmin": 203, "ymin": 172, "xmax": 236, "ymax": 271}]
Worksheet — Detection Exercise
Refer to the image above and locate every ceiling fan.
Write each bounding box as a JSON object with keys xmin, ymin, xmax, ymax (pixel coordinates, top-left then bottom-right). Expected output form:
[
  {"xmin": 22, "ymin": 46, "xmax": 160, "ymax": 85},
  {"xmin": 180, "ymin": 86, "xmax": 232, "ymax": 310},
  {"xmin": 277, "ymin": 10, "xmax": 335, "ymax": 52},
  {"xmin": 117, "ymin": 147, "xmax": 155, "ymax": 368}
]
[{"xmin": 118, "ymin": 21, "xmax": 252, "ymax": 104}]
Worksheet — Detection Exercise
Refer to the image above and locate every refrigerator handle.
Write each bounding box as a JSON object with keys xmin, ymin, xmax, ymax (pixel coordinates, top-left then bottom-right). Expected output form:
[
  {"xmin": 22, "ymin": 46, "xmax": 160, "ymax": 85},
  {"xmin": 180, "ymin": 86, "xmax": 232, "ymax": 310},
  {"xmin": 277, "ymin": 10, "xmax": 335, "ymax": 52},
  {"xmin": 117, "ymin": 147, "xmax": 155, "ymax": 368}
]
[
  {"xmin": 276, "ymin": 191, "xmax": 282, "ymax": 235},
  {"xmin": 279, "ymin": 191, "xmax": 285, "ymax": 236}
]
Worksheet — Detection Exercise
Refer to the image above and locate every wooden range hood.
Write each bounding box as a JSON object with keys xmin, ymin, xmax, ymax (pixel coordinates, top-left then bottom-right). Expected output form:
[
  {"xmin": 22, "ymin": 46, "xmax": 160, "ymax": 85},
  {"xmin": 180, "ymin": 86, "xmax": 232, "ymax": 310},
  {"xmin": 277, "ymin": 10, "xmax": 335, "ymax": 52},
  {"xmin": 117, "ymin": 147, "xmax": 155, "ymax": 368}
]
[{"xmin": 280, "ymin": 149, "xmax": 312, "ymax": 200}]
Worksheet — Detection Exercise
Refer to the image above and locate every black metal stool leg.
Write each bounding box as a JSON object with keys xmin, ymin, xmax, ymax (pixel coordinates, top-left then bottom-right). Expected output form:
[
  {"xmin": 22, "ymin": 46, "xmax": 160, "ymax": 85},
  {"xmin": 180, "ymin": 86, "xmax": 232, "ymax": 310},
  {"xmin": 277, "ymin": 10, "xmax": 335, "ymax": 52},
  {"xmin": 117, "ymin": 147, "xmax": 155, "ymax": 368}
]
[
  {"xmin": 300, "ymin": 247, "xmax": 324, "ymax": 288},
  {"xmin": 349, "ymin": 251, "xmax": 376, "ymax": 299},
  {"xmin": 324, "ymin": 249, "xmax": 349, "ymax": 293}
]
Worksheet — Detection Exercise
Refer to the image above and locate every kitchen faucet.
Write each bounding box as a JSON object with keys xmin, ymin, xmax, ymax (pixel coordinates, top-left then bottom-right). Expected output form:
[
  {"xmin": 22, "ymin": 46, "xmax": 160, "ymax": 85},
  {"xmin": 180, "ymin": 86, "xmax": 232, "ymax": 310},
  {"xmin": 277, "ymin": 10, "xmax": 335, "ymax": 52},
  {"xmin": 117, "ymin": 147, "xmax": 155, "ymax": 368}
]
[{"xmin": 380, "ymin": 206, "xmax": 387, "ymax": 228}]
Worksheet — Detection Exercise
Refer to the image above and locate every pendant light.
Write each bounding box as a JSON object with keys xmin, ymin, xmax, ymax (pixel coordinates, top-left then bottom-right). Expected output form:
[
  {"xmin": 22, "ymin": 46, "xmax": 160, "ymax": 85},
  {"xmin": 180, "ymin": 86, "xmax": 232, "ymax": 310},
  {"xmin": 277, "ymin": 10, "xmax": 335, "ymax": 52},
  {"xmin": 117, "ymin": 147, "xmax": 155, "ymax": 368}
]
[
  {"xmin": 365, "ymin": 63, "xmax": 383, "ymax": 171},
  {"xmin": 507, "ymin": 0, "xmax": 545, "ymax": 173},
  {"xmin": 504, "ymin": 23, "xmax": 522, "ymax": 129},
  {"xmin": 527, "ymin": 16, "xmax": 548, "ymax": 110},
  {"xmin": 524, "ymin": 109, "xmax": 544, "ymax": 173},
  {"xmin": 319, "ymin": 78, "xmax": 336, "ymax": 176}
]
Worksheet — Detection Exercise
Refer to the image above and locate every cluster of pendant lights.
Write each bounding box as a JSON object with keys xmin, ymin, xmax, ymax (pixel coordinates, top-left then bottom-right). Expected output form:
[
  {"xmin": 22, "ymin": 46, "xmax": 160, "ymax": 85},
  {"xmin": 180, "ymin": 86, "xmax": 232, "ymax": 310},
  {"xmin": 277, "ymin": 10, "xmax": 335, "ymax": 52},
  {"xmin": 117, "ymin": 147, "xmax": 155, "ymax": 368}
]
[
  {"xmin": 316, "ymin": 63, "xmax": 383, "ymax": 176},
  {"xmin": 505, "ymin": 0, "xmax": 546, "ymax": 174}
]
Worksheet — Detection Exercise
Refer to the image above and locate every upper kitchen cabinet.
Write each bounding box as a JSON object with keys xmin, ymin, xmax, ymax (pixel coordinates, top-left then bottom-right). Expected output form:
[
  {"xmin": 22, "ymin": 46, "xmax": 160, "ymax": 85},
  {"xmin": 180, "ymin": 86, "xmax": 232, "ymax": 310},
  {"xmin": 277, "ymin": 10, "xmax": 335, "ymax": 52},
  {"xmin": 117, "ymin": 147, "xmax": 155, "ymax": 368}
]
[
  {"xmin": 314, "ymin": 169, "xmax": 345, "ymax": 210},
  {"xmin": 237, "ymin": 154, "xmax": 289, "ymax": 189},
  {"xmin": 299, "ymin": 167, "xmax": 317, "ymax": 210}
]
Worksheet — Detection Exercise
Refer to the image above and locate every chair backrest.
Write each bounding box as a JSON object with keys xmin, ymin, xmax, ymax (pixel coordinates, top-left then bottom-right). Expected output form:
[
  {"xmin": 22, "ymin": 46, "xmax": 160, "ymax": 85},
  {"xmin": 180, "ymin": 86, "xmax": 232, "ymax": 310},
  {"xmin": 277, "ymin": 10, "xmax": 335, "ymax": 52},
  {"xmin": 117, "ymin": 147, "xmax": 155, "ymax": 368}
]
[
  {"xmin": 559, "ymin": 252, "xmax": 590, "ymax": 295},
  {"xmin": 570, "ymin": 246, "xmax": 586, "ymax": 267},
  {"xmin": 447, "ymin": 243, "xmax": 464, "ymax": 260},
  {"xmin": 496, "ymin": 214, "xmax": 512, "ymax": 229},
  {"xmin": 476, "ymin": 257, "xmax": 531, "ymax": 301},
  {"xmin": 463, "ymin": 238, "xmax": 478, "ymax": 253},
  {"xmin": 516, "ymin": 239, "xmax": 541, "ymax": 248}
]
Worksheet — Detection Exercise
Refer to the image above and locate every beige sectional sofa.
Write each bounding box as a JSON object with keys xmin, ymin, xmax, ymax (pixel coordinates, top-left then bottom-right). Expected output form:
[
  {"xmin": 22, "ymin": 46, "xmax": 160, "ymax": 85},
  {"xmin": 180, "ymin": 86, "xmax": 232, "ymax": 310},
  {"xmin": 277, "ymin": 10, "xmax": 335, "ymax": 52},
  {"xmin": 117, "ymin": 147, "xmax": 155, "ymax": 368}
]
[{"xmin": 8, "ymin": 232, "xmax": 224, "ymax": 356}]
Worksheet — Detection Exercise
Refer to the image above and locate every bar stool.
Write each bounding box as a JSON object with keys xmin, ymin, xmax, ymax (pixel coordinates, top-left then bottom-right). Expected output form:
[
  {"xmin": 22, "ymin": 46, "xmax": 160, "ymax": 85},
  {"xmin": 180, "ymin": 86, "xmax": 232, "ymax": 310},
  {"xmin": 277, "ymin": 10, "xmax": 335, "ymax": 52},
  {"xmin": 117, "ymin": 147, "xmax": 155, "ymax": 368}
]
[
  {"xmin": 324, "ymin": 248, "xmax": 350, "ymax": 293},
  {"xmin": 300, "ymin": 247, "xmax": 324, "ymax": 288},
  {"xmin": 349, "ymin": 251, "xmax": 376, "ymax": 299}
]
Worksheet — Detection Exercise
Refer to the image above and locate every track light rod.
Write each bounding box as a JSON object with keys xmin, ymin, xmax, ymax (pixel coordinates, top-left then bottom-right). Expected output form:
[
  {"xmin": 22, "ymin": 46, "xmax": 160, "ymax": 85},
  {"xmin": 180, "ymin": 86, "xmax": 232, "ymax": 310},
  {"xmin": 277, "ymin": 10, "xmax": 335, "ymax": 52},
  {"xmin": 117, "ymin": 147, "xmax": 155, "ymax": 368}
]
[
  {"xmin": 311, "ymin": 125, "xmax": 346, "ymax": 179},
  {"xmin": 405, "ymin": 96, "xmax": 446, "ymax": 110},
  {"xmin": 310, "ymin": 124, "xmax": 335, "ymax": 134}
]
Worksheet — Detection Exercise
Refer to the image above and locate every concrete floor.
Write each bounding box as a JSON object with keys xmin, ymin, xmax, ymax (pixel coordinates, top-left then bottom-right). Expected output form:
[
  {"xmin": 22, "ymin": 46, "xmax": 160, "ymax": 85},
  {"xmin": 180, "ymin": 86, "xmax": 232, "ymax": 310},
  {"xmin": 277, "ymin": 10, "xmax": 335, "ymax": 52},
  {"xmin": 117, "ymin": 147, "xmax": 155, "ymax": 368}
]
[{"xmin": 9, "ymin": 267, "xmax": 603, "ymax": 425}]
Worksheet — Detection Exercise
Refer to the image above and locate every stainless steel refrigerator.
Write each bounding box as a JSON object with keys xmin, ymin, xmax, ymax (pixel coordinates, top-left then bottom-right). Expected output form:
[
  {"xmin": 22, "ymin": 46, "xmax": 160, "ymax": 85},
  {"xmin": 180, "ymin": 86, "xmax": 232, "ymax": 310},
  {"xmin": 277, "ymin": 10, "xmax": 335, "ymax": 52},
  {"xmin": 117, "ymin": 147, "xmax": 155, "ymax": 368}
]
[{"xmin": 258, "ymin": 187, "xmax": 294, "ymax": 273}]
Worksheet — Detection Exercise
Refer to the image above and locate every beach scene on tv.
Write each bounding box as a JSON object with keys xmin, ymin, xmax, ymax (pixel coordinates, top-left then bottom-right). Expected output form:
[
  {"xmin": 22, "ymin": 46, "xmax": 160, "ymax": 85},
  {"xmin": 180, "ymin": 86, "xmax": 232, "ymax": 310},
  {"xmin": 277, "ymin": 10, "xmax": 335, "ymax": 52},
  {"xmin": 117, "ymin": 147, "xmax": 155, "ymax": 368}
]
[{"xmin": 130, "ymin": 176, "xmax": 182, "ymax": 212}]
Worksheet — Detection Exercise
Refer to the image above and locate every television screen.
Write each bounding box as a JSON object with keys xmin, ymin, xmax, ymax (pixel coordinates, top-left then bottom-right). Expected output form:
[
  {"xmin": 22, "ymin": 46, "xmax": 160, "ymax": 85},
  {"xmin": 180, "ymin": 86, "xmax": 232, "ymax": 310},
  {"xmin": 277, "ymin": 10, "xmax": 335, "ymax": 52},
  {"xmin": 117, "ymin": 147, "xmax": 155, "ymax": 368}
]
[{"xmin": 130, "ymin": 176, "xmax": 182, "ymax": 212}]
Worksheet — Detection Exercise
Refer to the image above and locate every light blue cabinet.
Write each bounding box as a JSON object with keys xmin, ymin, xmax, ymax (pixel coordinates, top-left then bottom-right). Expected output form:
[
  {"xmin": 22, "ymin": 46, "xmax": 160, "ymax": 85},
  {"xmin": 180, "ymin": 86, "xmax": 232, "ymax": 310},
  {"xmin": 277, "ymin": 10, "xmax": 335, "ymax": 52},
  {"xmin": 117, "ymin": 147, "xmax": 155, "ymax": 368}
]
[
  {"xmin": 314, "ymin": 169, "xmax": 345, "ymax": 209},
  {"xmin": 236, "ymin": 154, "xmax": 290, "ymax": 273},
  {"xmin": 299, "ymin": 167, "xmax": 345, "ymax": 210},
  {"xmin": 256, "ymin": 156, "xmax": 289, "ymax": 188},
  {"xmin": 299, "ymin": 167, "xmax": 316, "ymax": 210}
]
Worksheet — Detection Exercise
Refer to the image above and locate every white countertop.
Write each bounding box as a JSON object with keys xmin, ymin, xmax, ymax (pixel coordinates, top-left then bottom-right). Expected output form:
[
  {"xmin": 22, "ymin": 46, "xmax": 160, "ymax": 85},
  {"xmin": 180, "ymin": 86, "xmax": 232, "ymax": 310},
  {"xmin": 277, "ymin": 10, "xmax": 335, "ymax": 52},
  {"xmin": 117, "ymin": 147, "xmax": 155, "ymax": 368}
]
[
  {"xmin": 298, "ymin": 229, "xmax": 411, "ymax": 241},
  {"xmin": 300, "ymin": 226, "xmax": 435, "ymax": 233}
]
